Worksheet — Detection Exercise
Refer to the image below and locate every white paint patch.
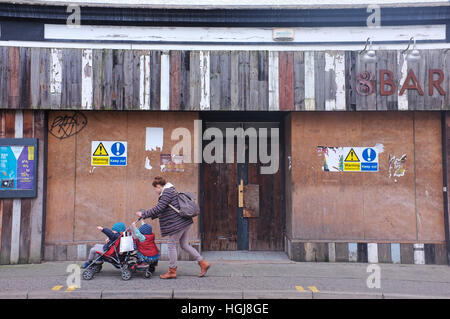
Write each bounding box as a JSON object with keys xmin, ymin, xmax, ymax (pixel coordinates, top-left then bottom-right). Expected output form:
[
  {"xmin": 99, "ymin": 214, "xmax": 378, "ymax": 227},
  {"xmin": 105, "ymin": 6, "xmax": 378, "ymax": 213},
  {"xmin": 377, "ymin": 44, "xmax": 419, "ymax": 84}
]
[
  {"xmin": 368, "ymin": 243, "xmax": 378, "ymax": 263},
  {"xmin": 373, "ymin": 143, "xmax": 384, "ymax": 154},
  {"xmin": 145, "ymin": 156, "xmax": 152, "ymax": 170},
  {"xmin": 324, "ymin": 52, "xmax": 345, "ymax": 110},
  {"xmin": 413, "ymin": 243, "xmax": 425, "ymax": 265},
  {"xmin": 81, "ymin": 49, "xmax": 93, "ymax": 110},
  {"xmin": 199, "ymin": 51, "xmax": 210, "ymax": 110},
  {"xmin": 139, "ymin": 53, "xmax": 151, "ymax": 110},
  {"xmin": 145, "ymin": 127, "xmax": 164, "ymax": 151},
  {"xmin": 268, "ymin": 51, "xmax": 279, "ymax": 111},
  {"xmin": 160, "ymin": 51, "xmax": 170, "ymax": 110},
  {"xmin": 325, "ymin": 52, "xmax": 336, "ymax": 110},
  {"xmin": 50, "ymin": 48, "xmax": 62, "ymax": 95},
  {"xmin": 304, "ymin": 51, "xmax": 315, "ymax": 110},
  {"xmin": 334, "ymin": 52, "xmax": 346, "ymax": 110},
  {"xmin": 397, "ymin": 51, "xmax": 408, "ymax": 111}
]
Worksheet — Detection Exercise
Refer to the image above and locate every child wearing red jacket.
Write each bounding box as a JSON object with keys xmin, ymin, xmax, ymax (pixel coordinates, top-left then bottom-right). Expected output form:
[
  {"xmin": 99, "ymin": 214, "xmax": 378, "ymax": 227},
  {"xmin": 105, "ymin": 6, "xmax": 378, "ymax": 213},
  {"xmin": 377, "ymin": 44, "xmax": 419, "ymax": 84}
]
[{"xmin": 131, "ymin": 221, "xmax": 159, "ymax": 267}]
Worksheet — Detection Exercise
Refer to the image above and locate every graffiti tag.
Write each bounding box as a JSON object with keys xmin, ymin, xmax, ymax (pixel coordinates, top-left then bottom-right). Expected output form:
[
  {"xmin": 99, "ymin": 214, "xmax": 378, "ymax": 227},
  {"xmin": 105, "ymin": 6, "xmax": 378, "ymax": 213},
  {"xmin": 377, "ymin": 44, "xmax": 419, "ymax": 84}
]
[{"xmin": 49, "ymin": 112, "xmax": 87, "ymax": 139}]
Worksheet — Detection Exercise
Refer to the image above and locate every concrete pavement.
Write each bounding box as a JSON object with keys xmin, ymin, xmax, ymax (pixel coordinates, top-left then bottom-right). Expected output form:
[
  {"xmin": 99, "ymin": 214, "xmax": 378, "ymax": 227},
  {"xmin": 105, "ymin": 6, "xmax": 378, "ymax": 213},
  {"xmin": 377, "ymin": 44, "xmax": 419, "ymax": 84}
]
[{"xmin": 1, "ymin": 258, "xmax": 450, "ymax": 299}]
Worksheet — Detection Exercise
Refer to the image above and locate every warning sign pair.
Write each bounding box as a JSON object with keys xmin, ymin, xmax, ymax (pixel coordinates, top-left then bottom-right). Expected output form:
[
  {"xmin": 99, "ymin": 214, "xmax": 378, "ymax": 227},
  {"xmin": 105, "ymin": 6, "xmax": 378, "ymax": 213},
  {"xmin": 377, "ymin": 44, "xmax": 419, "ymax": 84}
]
[
  {"xmin": 343, "ymin": 147, "xmax": 378, "ymax": 172},
  {"xmin": 91, "ymin": 141, "xmax": 127, "ymax": 166}
]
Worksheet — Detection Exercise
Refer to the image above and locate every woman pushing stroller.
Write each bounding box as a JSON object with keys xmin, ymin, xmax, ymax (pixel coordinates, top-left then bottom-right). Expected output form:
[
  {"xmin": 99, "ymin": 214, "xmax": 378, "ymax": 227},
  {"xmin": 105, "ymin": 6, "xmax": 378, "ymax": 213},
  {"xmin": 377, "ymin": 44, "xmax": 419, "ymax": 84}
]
[{"xmin": 136, "ymin": 176, "xmax": 210, "ymax": 279}]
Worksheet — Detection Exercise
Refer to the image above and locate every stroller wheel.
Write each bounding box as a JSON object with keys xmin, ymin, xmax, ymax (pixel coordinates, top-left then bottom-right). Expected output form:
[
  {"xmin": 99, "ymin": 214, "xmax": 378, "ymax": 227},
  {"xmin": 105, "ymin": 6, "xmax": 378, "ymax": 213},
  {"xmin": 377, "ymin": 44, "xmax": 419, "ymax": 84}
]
[
  {"xmin": 82, "ymin": 268, "xmax": 94, "ymax": 280},
  {"xmin": 144, "ymin": 270, "xmax": 152, "ymax": 279},
  {"xmin": 121, "ymin": 268, "xmax": 132, "ymax": 281},
  {"xmin": 93, "ymin": 264, "xmax": 102, "ymax": 273},
  {"xmin": 149, "ymin": 265, "xmax": 156, "ymax": 274}
]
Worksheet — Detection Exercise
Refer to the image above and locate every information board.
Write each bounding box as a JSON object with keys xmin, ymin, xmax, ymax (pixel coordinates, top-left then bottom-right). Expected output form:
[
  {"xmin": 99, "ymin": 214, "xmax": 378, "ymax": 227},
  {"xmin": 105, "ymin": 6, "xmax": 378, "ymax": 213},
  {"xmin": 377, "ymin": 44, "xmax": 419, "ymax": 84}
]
[{"xmin": 0, "ymin": 138, "xmax": 38, "ymax": 198}]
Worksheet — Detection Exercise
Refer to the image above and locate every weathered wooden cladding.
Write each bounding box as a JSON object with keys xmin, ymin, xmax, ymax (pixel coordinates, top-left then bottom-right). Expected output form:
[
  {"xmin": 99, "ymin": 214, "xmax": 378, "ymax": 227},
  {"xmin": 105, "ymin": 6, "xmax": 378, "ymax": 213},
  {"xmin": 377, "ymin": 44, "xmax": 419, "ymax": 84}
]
[
  {"xmin": 93, "ymin": 49, "xmax": 146, "ymax": 110},
  {"xmin": 60, "ymin": 49, "xmax": 82, "ymax": 109},
  {"xmin": 8, "ymin": 47, "xmax": 20, "ymax": 109},
  {"xmin": 210, "ymin": 51, "xmax": 231, "ymax": 111},
  {"xmin": 0, "ymin": 47, "xmax": 9, "ymax": 109},
  {"xmin": 278, "ymin": 51, "xmax": 294, "ymax": 111},
  {"xmin": 293, "ymin": 51, "xmax": 305, "ymax": 110},
  {"xmin": 376, "ymin": 50, "xmax": 398, "ymax": 111},
  {"xmin": 0, "ymin": 46, "xmax": 449, "ymax": 111},
  {"xmin": 170, "ymin": 51, "xmax": 181, "ymax": 110}
]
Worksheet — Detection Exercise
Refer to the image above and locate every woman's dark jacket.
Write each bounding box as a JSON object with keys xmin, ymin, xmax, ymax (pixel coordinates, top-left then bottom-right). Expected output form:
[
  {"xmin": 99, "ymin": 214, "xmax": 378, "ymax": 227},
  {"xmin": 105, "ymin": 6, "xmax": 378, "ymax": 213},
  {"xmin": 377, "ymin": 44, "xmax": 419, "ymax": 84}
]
[{"xmin": 142, "ymin": 186, "xmax": 193, "ymax": 237}]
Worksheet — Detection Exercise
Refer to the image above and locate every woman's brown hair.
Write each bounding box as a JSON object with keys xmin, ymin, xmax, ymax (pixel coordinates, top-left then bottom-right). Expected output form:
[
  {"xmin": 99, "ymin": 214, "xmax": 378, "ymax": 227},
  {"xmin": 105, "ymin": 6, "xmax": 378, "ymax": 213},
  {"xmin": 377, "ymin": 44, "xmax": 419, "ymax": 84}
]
[{"xmin": 152, "ymin": 176, "xmax": 167, "ymax": 187}]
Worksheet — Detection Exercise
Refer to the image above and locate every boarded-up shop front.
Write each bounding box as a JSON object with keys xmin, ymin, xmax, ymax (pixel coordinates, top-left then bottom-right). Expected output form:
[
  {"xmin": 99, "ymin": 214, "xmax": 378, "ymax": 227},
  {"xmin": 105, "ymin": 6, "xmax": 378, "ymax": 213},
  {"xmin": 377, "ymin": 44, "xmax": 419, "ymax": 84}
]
[
  {"xmin": 44, "ymin": 111, "xmax": 201, "ymax": 261},
  {"xmin": 284, "ymin": 112, "xmax": 447, "ymax": 264},
  {"xmin": 0, "ymin": 45, "xmax": 449, "ymax": 265}
]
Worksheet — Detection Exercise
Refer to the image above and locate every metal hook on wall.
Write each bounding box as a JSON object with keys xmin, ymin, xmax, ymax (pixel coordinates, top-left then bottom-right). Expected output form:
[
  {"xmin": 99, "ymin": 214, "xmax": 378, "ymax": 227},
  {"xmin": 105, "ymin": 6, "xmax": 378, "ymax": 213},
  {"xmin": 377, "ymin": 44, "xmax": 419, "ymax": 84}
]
[
  {"xmin": 360, "ymin": 37, "xmax": 377, "ymax": 63},
  {"xmin": 401, "ymin": 37, "xmax": 415, "ymax": 55},
  {"xmin": 402, "ymin": 37, "xmax": 421, "ymax": 62},
  {"xmin": 359, "ymin": 37, "xmax": 371, "ymax": 55}
]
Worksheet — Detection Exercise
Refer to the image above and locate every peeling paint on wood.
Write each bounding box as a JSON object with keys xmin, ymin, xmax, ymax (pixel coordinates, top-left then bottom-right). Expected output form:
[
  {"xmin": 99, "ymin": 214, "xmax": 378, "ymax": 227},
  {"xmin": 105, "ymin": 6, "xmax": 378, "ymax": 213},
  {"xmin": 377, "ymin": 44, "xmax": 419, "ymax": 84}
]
[
  {"xmin": 81, "ymin": 49, "xmax": 93, "ymax": 110},
  {"xmin": 324, "ymin": 51, "xmax": 346, "ymax": 111},
  {"xmin": 268, "ymin": 51, "xmax": 279, "ymax": 111},
  {"xmin": 304, "ymin": 51, "xmax": 315, "ymax": 110},
  {"xmin": 199, "ymin": 50, "xmax": 210, "ymax": 111},
  {"xmin": 50, "ymin": 48, "xmax": 62, "ymax": 108},
  {"xmin": 367, "ymin": 243, "xmax": 378, "ymax": 263},
  {"xmin": 413, "ymin": 243, "xmax": 425, "ymax": 264},
  {"xmin": 160, "ymin": 51, "xmax": 170, "ymax": 111},
  {"xmin": 397, "ymin": 51, "xmax": 408, "ymax": 111},
  {"xmin": 139, "ymin": 53, "xmax": 151, "ymax": 110},
  {"xmin": 0, "ymin": 47, "xmax": 449, "ymax": 111}
]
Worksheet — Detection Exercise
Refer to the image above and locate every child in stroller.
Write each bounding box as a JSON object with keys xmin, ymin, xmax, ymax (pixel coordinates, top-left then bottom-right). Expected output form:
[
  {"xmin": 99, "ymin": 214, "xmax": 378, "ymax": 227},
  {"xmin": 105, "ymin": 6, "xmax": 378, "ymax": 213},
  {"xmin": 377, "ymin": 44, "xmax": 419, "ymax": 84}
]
[
  {"xmin": 130, "ymin": 221, "xmax": 159, "ymax": 276},
  {"xmin": 81, "ymin": 222, "xmax": 126, "ymax": 270},
  {"xmin": 81, "ymin": 219, "xmax": 159, "ymax": 280}
]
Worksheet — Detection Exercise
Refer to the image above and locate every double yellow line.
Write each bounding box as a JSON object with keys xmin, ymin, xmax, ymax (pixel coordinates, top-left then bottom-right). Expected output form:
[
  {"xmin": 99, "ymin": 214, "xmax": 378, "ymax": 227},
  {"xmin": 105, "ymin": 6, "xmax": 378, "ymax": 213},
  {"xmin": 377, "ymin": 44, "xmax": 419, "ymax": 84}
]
[
  {"xmin": 51, "ymin": 285, "xmax": 78, "ymax": 292},
  {"xmin": 296, "ymin": 285, "xmax": 320, "ymax": 293}
]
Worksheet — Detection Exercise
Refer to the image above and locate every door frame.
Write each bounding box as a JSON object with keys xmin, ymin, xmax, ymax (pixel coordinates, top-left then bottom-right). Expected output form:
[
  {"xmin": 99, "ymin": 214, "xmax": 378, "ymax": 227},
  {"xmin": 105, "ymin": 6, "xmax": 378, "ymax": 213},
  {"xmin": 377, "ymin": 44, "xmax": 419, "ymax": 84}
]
[{"xmin": 199, "ymin": 111, "xmax": 287, "ymax": 252}]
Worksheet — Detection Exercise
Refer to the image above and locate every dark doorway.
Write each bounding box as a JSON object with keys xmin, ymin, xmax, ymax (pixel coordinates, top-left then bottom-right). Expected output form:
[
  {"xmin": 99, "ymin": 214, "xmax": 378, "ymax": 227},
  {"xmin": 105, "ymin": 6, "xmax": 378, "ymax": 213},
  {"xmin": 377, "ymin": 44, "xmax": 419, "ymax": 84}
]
[{"xmin": 201, "ymin": 114, "xmax": 285, "ymax": 251}]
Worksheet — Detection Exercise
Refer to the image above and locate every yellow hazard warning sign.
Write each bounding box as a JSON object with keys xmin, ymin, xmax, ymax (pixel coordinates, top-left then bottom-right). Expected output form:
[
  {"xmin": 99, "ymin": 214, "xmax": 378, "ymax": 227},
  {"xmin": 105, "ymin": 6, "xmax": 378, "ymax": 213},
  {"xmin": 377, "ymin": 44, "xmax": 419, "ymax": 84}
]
[
  {"xmin": 344, "ymin": 162, "xmax": 361, "ymax": 171},
  {"xmin": 344, "ymin": 148, "xmax": 360, "ymax": 162},
  {"xmin": 91, "ymin": 157, "xmax": 109, "ymax": 166},
  {"xmin": 93, "ymin": 142, "xmax": 108, "ymax": 156}
]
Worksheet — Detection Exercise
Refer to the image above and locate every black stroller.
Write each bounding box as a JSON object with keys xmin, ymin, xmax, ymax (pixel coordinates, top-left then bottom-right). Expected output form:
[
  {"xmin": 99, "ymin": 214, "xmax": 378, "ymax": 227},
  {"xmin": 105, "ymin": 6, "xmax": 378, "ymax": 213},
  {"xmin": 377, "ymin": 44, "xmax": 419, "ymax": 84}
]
[{"xmin": 82, "ymin": 218, "xmax": 158, "ymax": 281}]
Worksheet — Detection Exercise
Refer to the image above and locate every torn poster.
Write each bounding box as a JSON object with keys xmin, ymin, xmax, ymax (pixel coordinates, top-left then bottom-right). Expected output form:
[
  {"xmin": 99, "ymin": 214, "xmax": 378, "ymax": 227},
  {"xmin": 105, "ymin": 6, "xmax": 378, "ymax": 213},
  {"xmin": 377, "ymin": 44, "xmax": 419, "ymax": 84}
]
[
  {"xmin": 317, "ymin": 144, "xmax": 384, "ymax": 172},
  {"xmin": 160, "ymin": 154, "xmax": 184, "ymax": 172},
  {"xmin": 388, "ymin": 154, "xmax": 406, "ymax": 182},
  {"xmin": 144, "ymin": 156, "xmax": 152, "ymax": 170},
  {"xmin": 145, "ymin": 127, "xmax": 164, "ymax": 152}
]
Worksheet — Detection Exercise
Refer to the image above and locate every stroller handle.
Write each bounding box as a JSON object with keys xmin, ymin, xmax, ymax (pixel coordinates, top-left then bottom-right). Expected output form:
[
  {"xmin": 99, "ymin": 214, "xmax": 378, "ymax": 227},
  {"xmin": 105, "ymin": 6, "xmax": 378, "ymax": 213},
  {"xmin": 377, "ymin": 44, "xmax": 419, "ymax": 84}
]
[{"xmin": 126, "ymin": 217, "xmax": 143, "ymax": 231}]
